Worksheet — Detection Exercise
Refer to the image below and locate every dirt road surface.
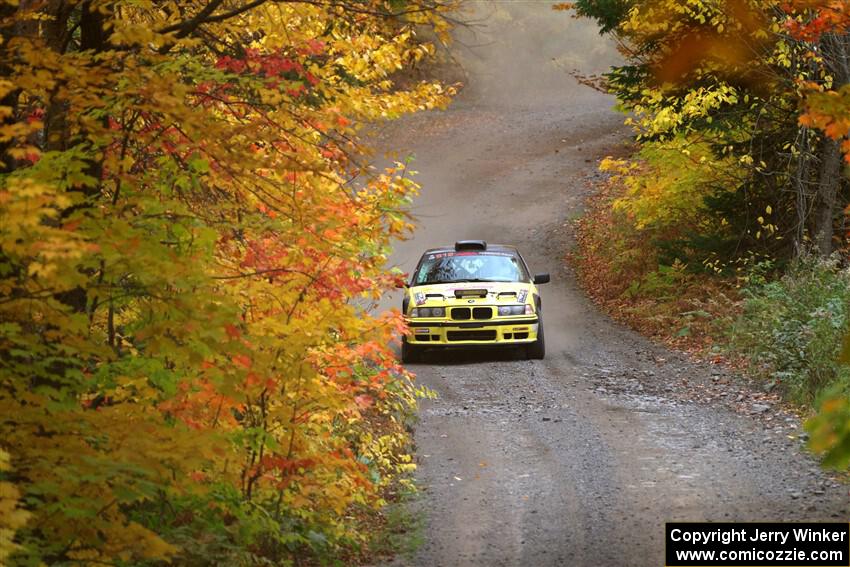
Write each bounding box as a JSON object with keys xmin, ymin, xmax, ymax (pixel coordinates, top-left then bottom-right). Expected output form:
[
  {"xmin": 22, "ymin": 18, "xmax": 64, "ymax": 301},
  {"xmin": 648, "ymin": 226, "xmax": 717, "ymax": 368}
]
[{"xmin": 378, "ymin": 3, "xmax": 849, "ymax": 566}]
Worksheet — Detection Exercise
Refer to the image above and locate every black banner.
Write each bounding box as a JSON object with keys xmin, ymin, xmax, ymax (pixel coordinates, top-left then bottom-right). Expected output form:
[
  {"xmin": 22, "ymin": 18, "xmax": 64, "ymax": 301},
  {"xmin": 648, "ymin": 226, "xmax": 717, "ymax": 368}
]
[{"xmin": 666, "ymin": 522, "xmax": 850, "ymax": 566}]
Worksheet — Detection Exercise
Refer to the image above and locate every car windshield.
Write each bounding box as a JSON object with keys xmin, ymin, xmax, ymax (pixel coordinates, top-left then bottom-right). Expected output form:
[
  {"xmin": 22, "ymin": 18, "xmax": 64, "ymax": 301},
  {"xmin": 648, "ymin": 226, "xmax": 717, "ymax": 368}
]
[{"xmin": 413, "ymin": 251, "xmax": 528, "ymax": 285}]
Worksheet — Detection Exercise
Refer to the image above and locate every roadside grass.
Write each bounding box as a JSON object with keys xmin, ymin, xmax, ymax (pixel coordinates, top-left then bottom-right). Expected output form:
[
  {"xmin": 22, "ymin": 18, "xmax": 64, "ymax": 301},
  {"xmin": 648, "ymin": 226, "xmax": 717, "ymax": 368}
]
[
  {"xmin": 571, "ymin": 173, "xmax": 850, "ymax": 412},
  {"xmin": 301, "ymin": 467, "xmax": 424, "ymax": 567},
  {"xmin": 293, "ymin": 481, "xmax": 423, "ymax": 567},
  {"xmin": 727, "ymin": 256, "xmax": 850, "ymax": 407},
  {"xmin": 343, "ymin": 403, "xmax": 429, "ymax": 566},
  {"xmin": 570, "ymin": 174, "xmax": 741, "ymax": 357},
  {"xmin": 366, "ymin": 484, "xmax": 426, "ymax": 562}
]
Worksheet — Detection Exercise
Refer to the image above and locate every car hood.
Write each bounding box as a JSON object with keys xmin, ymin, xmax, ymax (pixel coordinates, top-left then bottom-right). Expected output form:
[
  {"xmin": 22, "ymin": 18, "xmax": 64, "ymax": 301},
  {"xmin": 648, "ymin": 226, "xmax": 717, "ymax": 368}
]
[{"xmin": 408, "ymin": 280, "xmax": 533, "ymax": 306}]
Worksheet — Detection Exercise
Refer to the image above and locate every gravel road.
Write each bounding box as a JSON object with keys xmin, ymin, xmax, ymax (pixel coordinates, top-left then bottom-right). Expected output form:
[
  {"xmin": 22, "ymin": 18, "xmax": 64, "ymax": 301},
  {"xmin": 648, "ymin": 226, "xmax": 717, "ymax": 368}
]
[{"xmin": 379, "ymin": 3, "xmax": 849, "ymax": 566}]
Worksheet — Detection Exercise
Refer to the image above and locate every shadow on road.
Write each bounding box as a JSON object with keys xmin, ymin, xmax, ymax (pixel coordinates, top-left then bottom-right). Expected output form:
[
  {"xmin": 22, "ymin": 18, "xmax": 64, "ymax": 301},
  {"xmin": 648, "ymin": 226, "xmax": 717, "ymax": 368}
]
[{"xmin": 407, "ymin": 347, "xmax": 528, "ymax": 366}]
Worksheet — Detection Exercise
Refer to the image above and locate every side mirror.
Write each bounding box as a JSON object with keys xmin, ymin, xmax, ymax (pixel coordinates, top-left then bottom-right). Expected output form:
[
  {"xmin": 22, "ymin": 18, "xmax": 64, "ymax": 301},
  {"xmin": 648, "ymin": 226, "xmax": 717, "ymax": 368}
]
[{"xmin": 533, "ymin": 273, "xmax": 550, "ymax": 285}]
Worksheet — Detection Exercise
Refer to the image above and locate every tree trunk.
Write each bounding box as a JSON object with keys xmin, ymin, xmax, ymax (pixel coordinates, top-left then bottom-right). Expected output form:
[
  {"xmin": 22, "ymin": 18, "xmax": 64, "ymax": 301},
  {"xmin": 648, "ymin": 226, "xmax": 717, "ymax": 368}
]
[
  {"xmin": 813, "ymin": 33, "xmax": 850, "ymax": 256},
  {"xmin": 80, "ymin": 0, "xmax": 108, "ymax": 52},
  {"xmin": 52, "ymin": 1, "xmax": 110, "ymax": 313},
  {"xmin": 793, "ymin": 127, "xmax": 811, "ymax": 256},
  {"xmin": 814, "ymin": 136, "xmax": 842, "ymax": 255}
]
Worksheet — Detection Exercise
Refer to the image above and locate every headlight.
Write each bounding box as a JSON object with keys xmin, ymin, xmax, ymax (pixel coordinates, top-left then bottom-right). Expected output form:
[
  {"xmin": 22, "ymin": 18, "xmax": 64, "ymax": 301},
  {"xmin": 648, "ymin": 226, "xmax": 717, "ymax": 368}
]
[
  {"xmin": 498, "ymin": 305, "xmax": 526, "ymax": 316},
  {"xmin": 411, "ymin": 307, "xmax": 445, "ymax": 318}
]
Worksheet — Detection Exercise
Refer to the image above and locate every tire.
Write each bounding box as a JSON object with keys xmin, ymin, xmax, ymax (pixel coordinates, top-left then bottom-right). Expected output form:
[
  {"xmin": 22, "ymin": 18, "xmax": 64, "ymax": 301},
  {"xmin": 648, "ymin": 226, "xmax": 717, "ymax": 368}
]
[
  {"xmin": 401, "ymin": 338, "xmax": 421, "ymax": 364},
  {"xmin": 526, "ymin": 319, "xmax": 545, "ymax": 360}
]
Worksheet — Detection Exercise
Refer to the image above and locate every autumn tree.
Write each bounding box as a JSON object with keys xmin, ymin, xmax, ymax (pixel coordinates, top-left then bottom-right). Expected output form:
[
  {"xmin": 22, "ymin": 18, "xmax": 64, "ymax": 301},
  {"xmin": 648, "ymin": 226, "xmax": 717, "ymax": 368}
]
[
  {"xmin": 0, "ymin": 0, "xmax": 457, "ymax": 563},
  {"xmin": 776, "ymin": 0, "xmax": 850, "ymax": 474},
  {"xmin": 568, "ymin": 0, "xmax": 850, "ymax": 260},
  {"xmin": 785, "ymin": 2, "xmax": 850, "ymax": 254}
]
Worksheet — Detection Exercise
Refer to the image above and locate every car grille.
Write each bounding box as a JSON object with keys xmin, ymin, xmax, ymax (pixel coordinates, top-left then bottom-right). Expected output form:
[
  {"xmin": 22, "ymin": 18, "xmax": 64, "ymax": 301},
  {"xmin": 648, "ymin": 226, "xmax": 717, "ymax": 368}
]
[
  {"xmin": 473, "ymin": 307, "xmax": 492, "ymax": 320},
  {"xmin": 450, "ymin": 307, "xmax": 493, "ymax": 320},
  {"xmin": 451, "ymin": 307, "xmax": 471, "ymax": 320},
  {"xmin": 447, "ymin": 330, "xmax": 497, "ymax": 342}
]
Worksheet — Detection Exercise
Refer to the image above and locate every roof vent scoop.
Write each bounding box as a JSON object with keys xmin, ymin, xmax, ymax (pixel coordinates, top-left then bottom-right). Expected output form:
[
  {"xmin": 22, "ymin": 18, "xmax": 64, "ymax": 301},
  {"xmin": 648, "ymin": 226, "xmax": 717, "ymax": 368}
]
[{"xmin": 454, "ymin": 240, "xmax": 487, "ymax": 251}]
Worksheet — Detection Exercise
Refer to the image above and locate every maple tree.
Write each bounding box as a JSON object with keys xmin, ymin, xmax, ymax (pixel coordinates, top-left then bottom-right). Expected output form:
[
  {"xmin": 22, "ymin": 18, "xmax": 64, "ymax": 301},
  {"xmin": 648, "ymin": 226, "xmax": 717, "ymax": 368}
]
[{"xmin": 0, "ymin": 0, "xmax": 457, "ymax": 563}]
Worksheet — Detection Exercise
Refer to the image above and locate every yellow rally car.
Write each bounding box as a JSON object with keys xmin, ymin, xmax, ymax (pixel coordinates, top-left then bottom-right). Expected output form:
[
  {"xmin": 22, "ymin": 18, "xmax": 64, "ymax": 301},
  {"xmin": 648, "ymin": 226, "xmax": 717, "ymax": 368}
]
[{"xmin": 401, "ymin": 240, "xmax": 550, "ymax": 363}]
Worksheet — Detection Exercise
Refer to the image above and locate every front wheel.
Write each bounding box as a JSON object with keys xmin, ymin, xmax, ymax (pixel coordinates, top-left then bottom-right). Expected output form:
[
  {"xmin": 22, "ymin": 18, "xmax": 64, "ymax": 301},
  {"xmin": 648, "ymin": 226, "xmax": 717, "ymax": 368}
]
[
  {"xmin": 526, "ymin": 321, "xmax": 545, "ymax": 360},
  {"xmin": 401, "ymin": 338, "xmax": 421, "ymax": 364}
]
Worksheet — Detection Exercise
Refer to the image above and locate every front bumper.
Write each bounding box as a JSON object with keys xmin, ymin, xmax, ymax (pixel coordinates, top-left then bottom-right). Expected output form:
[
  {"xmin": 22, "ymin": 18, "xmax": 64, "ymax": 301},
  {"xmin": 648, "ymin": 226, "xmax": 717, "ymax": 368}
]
[{"xmin": 405, "ymin": 317, "xmax": 539, "ymax": 346}]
